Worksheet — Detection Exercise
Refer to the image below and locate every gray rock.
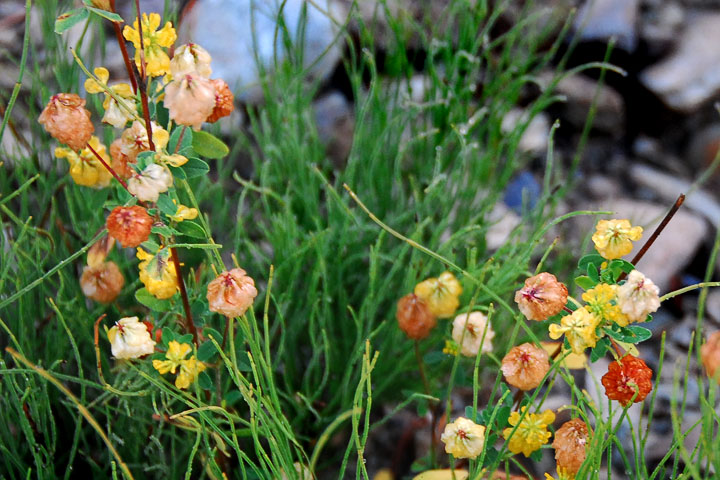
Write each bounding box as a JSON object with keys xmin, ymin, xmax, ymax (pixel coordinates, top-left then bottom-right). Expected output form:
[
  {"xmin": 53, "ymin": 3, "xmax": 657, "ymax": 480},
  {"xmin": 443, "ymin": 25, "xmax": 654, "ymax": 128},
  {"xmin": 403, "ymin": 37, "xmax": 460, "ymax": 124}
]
[
  {"xmin": 313, "ymin": 91, "xmax": 354, "ymax": 168},
  {"xmin": 486, "ymin": 203, "xmax": 521, "ymax": 250},
  {"xmin": 180, "ymin": 0, "xmax": 345, "ymax": 102},
  {"xmin": 586, "ymin": 174, "xmax": 622, "ymax": 200},
  {"xmin": 640, "ymin": 1, "xmax": 684, "ymax": 54},
  {"xmin": 574, "ymin": 0, "xmax": 640, "ymax": 51},
  {"xmin": 501, "ymin": 108, "xmax": 552, "ymax": 154},
  {"xmin": 641, "ymin": 13, "xmax": 720, "ymax": 112},
  {"xmin": 704, "ymin": 289, "xmax": 720, "ymax": 324}
]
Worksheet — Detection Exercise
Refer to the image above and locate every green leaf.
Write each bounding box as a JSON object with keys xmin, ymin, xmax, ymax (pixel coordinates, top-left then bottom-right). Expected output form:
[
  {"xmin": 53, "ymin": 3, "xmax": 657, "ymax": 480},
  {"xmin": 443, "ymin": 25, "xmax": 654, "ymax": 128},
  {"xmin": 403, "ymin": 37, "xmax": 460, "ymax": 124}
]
[
  {"xmin": 203, "ymin": 327, "xmax": 223, "ymax": 343},
  {"xmin": 197, "ymin": 341, "xmax": 217, "ymax": 362},
  {"xmin": 136, "ymin": 151, "xmax": 156, "ymax": 170},
  {"xmin": 55, "ymin": 8, "xmax": 89, "ymax": 34},
  {"xmin": 590, "ymin": 337, "xmax": 610, "ymax": 362},
  {"xmin": 168, "ymin": 164, "xmax": 187, "ymax": 180},
  {"xmin": 176, "ymin": 334, "xmax": 194, "ymax": 345},
  {"xmin": 157, "ymin": 194, "xmax": 177, "ymax": 216},
  {"xmin": 575, "ymin": 275, "xmax": 596, "ymax": 291},
  {"xmin": 192, "ymin": 130, "xmax": 229, "ymax": 159},
  {"xmin": 608, "ymin": 259, "xmax": 635, "ymax": 274},
  {"xmin": 587, "ymin": 263, "xmax": 599, "ymax": 282},
  {"xmin": 135, "ymin": 288, "xmax": 174, "ymax": 312},
  {"xmin": 169, "ymin": 126, "xmax": 193, "ymax": 154},
  {"xmin": 578, "ymin": 254, "xmax": 605, "ymax": 271},
  {"xmin": 197, "ymin": 371, "xmax": 213, "ymax": 390},
  {"xmin": 85, "ymin": 6, "xmax": 123, "ymax": 22},
  {"xmin": 181, "ymin": 157, "xmax": 210, "ymax": 179},
  {"xmin": 530, "ymin": 449, "xmax": 543, "ymax": 462},
  {"xmin": 223, "ymin": 390, "xmax": 243, "ymax": 406},
  {"xmin": 151, "ymin": 224, "xmax": 177, "ymax": 238},
  {"xmin": 175, "ymin": 220, "xmax": 206, "ymax": 239},
  {"xmin": 161, "ymin": 327, "xmax": 176, "ymax": 347},
  {"xmin": 606, "ymin": 325, "xmax": 653, "ymax": 344}
]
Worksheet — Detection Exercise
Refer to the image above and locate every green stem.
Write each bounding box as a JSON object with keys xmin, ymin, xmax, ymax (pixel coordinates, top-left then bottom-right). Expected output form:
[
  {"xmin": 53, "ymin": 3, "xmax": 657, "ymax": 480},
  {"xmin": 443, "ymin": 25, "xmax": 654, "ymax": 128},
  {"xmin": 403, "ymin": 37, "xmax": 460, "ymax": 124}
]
[
  {"xmin": 660, "ymin": 282, "xmax": 720, "ymax": 303},
  {"xmin": 0, "ymin": 0, "xmax": 31, "ymax": 144}
]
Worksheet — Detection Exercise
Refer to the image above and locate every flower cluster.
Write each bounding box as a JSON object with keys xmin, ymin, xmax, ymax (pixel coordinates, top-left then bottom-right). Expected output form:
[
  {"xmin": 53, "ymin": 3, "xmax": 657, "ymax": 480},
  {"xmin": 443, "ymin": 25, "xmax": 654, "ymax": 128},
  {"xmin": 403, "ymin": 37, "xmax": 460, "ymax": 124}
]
[{"xmin": 503, "ymin": 407, "xmax": 555, "ymax": 457}]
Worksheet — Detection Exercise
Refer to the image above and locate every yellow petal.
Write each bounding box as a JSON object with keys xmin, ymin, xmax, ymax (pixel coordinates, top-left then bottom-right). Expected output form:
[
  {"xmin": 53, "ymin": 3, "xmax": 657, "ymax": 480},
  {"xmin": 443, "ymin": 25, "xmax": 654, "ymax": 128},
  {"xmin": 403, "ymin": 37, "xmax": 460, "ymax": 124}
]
[
  {"xmin": 412, "ymin": 470, "xmax": 469, "ymax": 480},
  {"xmin": 541, "ymin": 341, "xmax": 588, "ymax": 369},
  {"xmin": 113, "ymin": 83, "xmax": 135, "ymax": 98}
]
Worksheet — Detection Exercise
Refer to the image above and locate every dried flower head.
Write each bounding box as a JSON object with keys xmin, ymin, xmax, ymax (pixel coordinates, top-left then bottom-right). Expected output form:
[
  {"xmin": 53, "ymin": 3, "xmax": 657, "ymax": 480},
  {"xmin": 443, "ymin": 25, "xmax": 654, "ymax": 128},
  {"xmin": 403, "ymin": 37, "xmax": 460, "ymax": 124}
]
[
  {"xmin": 552, "ymin": 418, "xmax": 589, "ymax": 477},
  {"xmin": 582, "ymin": 283, "xmax": 628, "ymax": 327},
  {"xmin": 127, "ymin": 163, "xmax": 173, "ymax": 202},
  {"xmin": 452, "ymin": 311, "xmax": 495, "ymax": 357},
  {"xmin": 440, "ymin": 417, "xmax": 486, "ymax": 459},
  {"xmin": 503, "ymin": 407, "xmax": 556, "ymax": 457},
  {"xmin": 54, "ymin": 136, "xmax": 113, "ymax": 188},
  {"xmin": 207, "ymin": 268, "xmax": 258, "ymax": 318},
  {"xmin": 120, "ymin": 121, "xmax": 169, "ymax": 162},
  {"xmin": 106, "ymin": 206, "xmax": 153, "ymax": 248},
  {"xmin": 701, "ymin": 331, "xmax": 720, "ymax": 384},
  {"xmin": 164, "ymin": 74, "xmax": 216, "ymax": 130},
  {"xmin": 592, "ymin": 219, "xmax": 643, "ymax": 260},
  {"xmin": 80, "ymin": 261, "xmax": 125, "ymax": 303},
  {"xmin": 170, "ymin": 43, "xmax": 212, "ymax": 78},
  {"xmin": 514, "ymin": 272, "xmax": 568, "ymax": 321},
  {"xmin": 601, "ymin": 354, "xmax": 653, "ymax": 406},
  {"xmin": 123, "ymin": 13, "xmax": 177, "ymax": 77},
  {"xmin": 110, "ymin": 138, "xmax": 135, "ymax": 179},
  {"xmin": 616, "ymin": 270, "xmax": 660, "ymax": 323},
  {"xmin": 414, "ymin": 271, "xmax": 462, "ymax": 318},
  {"xmin": 137, "ymin": 248, "xmax": 178, "ymax": 299},
  {"xmin": 38, "ymin": 93, "xmax": 94, "ymax": 151},
  {"xmin": 548, "ymin": 307, "xmax": 600, "ymax": 354},
  {"xmin": 107, "ymin": 316, "xmax": 156, "ymax": 359},
  {"xmin": 396, "ymin": 293, "xmax": 437, "ymax": 340},
  {"xmin": 206, "ymin": 79, "xmax": 235, "ymax": 123},
  {"xmin": 501, "ymin": 342, "xmax": 550, "ymax": 390}
]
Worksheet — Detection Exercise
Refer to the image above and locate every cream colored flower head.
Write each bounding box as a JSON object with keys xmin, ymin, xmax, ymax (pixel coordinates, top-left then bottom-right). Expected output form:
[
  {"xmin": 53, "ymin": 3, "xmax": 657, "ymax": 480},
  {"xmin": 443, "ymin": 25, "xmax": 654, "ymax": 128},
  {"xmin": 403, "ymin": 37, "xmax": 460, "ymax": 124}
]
[
  {"xmin": 451, "ymin": 311, "xmax": 495, "ymax": 357},
  {"xmin": 170, "ymin": 43, "xmax": 212, "ymax": 78},
  {"xmin": 592, "ymin": 219, "xmax": 643, "ymax": 260},
  {"xmin": 120, "ymin": 121, "xmax": 169, "ymax": 162},
  {"xmin": 107, "ymin": 317, "xmax": 155, "ymax": 359},
  {"xmin": 164, "ymin": 73, "xmax": 216, "ymax": 130},
  {"xmin": 441, "ymin": 417, "xmax": 486, "ymax": 459},
  {"xmin": 616, "ymin": 270, "xmax": 660, "ymax": 323},
  {"xmin": 128, "ymin": 163, "xmax": 173, "ymax": 202}
]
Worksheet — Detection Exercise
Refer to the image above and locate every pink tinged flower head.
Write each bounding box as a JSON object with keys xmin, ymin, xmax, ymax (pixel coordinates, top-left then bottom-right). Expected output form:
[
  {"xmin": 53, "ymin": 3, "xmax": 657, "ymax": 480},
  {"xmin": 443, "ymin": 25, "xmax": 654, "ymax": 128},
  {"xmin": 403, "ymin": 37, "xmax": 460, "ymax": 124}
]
[
  {"xmin": 127, "ymin": 164, "xmax": 173, "ymax": 202},
  {"xmin": 107, "ymin": 316, "xmax": 156, "ymax": 359},
  {"xmin": 120, "ymin": 120, "xmax": 169, "ymax": 162},
  {"xmin": 170, "ymin": 43, "xmax": 213, "ymax": 78},
  {"xmin": 515, "ymin": 272, "xmax": 568, "ymax": 321},
  {"xmin": 701, "ymin": 331, "xmax": 720, "ymax": 384},
  {"xmin": 501, "ymin": 342, "xmax": 550, "ymax": 390},
  {"xmin": 38, "ymin": 93, "xmax": 94, "ymax": 151},
  {"xmin": 163, "ymin": 74, "xmax": 216, "ymax": 130},
  {"xmin": 451, "ymin": 311, "xmax": 495, "ymax": 357},
  {"xmin": 207, "ymin": 268, "xmax": 258, "ymax": 318},
  {"xmin": 616, "ymin": 270, "xmax": 660, "ymax": 323}
]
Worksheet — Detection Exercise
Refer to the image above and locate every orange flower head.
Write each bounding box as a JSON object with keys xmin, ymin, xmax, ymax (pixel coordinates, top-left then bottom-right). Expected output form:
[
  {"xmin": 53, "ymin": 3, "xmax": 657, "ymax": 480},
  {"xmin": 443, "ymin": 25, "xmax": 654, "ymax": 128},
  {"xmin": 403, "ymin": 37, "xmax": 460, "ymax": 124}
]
[
  {"xmin": 38, "ymin": 93, "xmax": 94, "ymax": 151},
  {"xmin": 515, "ymin": 272, "xmax": 568, "ymax": 321},
  {"xmin": 601, "ymin": 354, "xmax": 653, "ymax": 406},
  {"xmin": 80, "ymin": 261, "xmax": 125, "ymax": 303},
  {"xmin": 106, "ymin": 206, "xmax": 153, "ymax": 248},
  {"xmin": 206, "ymin": 79, "xmax": 235, "ymax": 123},
  {"xmin": 552, "ymin": 418, "xmax": 589, "ymax": 476},
  {"xmin": 501, "ymin": 342, "xmax": 550, "ymax": 390},
  {"xmin": 701, "ymin": 331, "xmax": 720, "ymax": 384},
  {"xmin": 110, "ymin": 138, "xmax": 135, "ymax": 179},
  {"xmin": 396, "ymin": 293, "xmax": 437, "ymax": 340},
  {"xmin": 207, "ymin": 268, "xmax": 258, "ymax": 318}
]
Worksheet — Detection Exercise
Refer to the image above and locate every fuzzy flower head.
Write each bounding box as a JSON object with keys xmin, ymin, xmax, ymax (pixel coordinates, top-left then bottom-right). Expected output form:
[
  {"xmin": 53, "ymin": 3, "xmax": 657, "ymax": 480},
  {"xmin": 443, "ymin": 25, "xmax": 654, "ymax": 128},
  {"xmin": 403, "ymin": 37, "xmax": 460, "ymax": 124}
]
[
  {"xmin": 552, "ymin": 418, "xmax": 589, "ymax": 477},
  {"xmin": 501, "ymin": 342, "xmax": 550, "ymax": 390},
  {"xmin": 164, "ymin": 73, "xmax": 216, "ymax": 130},
  {"xmin": 592, "ymin": 219, "xmax": 643, "ymax": 260},
  {"xmin": 601, "ymin": 354, "xmax": 653, "ymax": 406},
  {"xmin": 414, "ymin": 271, "xmax": 462, "ymax": 318},
  {"xmin": 84, "ymin": 67, "xmax": 136, "ymax": 128},
  {"xmin": 440, "ymin": 417, "xmax": 486, "ymax": 459},
  {"xmin": 137, "ymin": 248, "xmax": 178, "ymax": 299},
  {"xmin": 616, "ymin": 270, "xmax": 660, "ymax": 323},
  {"xmin": 452, "ymin": 311, "xmax": 495, "ymax": 357},
  {"xmin": 582, "ymin": 283, "xmax": 629, "ymax": 327},
  {"xmin": 107, "ymin": 316, "xmax": 155, "ymax": 359},
  {"xmin": 515, "ymin": 272, "xmax": 568, "ymax": 321},
  {"xmin": 120, "ymin": 121, "xmax": 169, "ymax": 163},
  {"xmin": 54, "ymin": 136, "xmax": 113, "ymax": 188},
  {"xmin": 38, "ymin": 93, "xmax": 94, "ymax": 151},
  {"xmin": 700, "ymin": 331, "xmax": 720, "ymax": 384},
  {"xmin": 396, "ymin": 293, "xmax": 437, "ymax": 340},
  {"xmin": 170, "ymin": 43, "xmax": 212, "ymax": 78},
  {"xmin": 123, "ymin": 13, "xmax": 177, "ymax": 77},
  {"xmin": 127, "ymin": 163, "xmax": 173, "ymax": 202},
  {"xmin": 106, "ymin": 205, "xmax": 153, "ymax": 248},
  {"xmin": 503, "ymin": 407, "xmax": 556, "ymax": 457},
  {"xmin": 207, "ymin": 268, "xmax": 258, "ymax": 318},
  {"xmin": 548, "ymin": 307, "xmax": 600, "ymax": 354},
  {"xmin": 206, "ymin": 79, "xmax": 235, "ymax": 123},
  {"xmin": 80, "ymin": 261, "xmax": 125, "ymax": 303}
]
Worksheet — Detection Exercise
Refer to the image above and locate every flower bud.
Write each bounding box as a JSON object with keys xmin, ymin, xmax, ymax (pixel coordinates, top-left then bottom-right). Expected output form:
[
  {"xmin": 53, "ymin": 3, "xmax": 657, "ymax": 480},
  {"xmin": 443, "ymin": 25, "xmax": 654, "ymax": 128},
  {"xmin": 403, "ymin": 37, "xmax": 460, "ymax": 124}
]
[
  {"xmin": 80, "ymin": 261, "xmax": 125, "ymax": 303},
  {"xmin": 414, "ymin": 271, "xmax": 462, "ymax": 318},
  {"xmin": 164, "ymin": 74, "xmax": 216, "ymax": 130},
  {"xmin": 552, "ymin": 418, "xmax": 589, "ymax": 477},
  {"xmin": 38, "ymin": 93, "xmax": 94, "ymax": 151},
  {"xmin": 170, "ymin": 43, "xmax": 212, "ymax": 78},
  {"xmin": 206, "ymin": 79, "xmax": 235, "ymax": 123},
  {"xmin": 206, "ymin": 268, "xmax": 258, "ymax": 318},
  {"xmin": 616, "ymin": 270, "xmax": 660, "ymax": 323},
  {"xmin": 107, "ymin": 316, "xmax": 156, "ymax": 359},
  {"xmin": 451, "ymin": 311, "xmax": 495, "ymax": 357},
  {"xmin": 106, "ymin": 206, "xmax": 153, "ymax": 248},
  {"xmin": 701, "ymin": 331, "xmax": 720, "ymax": 384},
  {"xmin": 515, "ymin": 272, "xmax": 568, "ymax": 321},
  {"xmin": 601, "ymin": 354, "xmax": 653, "ymax": 406},
  {"xmin": 501, "ymin": 342, "xmax": 550, "ymax": 390},
  {"xmin": 396, "ymin": 293, "xmax": 436, "ymax": 340},
  {"xmin": 127, "ymin": 164, "xmax": 173, "ymax": 202}
]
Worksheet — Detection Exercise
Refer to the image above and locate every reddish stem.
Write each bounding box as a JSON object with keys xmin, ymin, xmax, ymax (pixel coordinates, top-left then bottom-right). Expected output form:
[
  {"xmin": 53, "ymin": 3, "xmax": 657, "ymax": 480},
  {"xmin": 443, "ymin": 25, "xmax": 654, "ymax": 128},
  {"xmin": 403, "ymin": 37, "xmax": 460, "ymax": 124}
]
[
  {"xmin": 563, "ymin": 305, "xmax": 574, "ymax": 314},
  {"xmin": 86, "ymin": 142, "xmax": 129, "ymax": 191},
  {"xmin": 109, "ymin": 0, "xmax": 138, "ymax": 93},
  {"xmin": 132, "ymin": 1, "xmax": 156, "ymax": 152},
  {"xmin": 171, "ymin": 247, "xmax": 197, "ymax": 346}
]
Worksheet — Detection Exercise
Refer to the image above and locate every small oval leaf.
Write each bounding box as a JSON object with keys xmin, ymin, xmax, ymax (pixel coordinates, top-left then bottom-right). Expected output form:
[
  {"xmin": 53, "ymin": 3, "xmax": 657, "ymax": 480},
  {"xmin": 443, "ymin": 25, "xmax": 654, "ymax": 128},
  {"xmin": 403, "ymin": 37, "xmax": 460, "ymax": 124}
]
[{"xmin": 192, "ymin": 130, "xmax": 229, "ymax": 159}]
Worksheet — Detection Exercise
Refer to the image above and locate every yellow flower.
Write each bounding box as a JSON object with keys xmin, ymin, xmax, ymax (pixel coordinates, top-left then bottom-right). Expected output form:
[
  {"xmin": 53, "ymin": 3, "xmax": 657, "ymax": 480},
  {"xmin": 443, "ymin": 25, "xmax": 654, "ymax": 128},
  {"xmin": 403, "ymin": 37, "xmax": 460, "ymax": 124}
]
[
  {"xmin": 170, "ymin": 204, "xmax": 198, "ymax": 222},
  {"xmin": 548, "ymin": 307, "xmax": 600, "ymax": 354},
  {"xmin": 54, "ymin": 136, "xmax": 113, "ymax": 188},
  {"xmin": 122, "ymin": 13, "xmax": 177, "ymax": 77},
  {"xmin": 544, "ymin": 469, "xmax": 575, "ymax": 480},
  {"xmin": 591, "ymin": 219, "xmax": 643, "ymax": 260},
  {"xmin": 175, "ymin": 356, "xmax": 206, "ymax": 389},
  {"xmin": 84, "ymin": 67, "xmax": 136, "ymax": 128},
  {"xmin": 442, "ymin": 339, "xmax": 459, "ymax": 356},
  {"xmin": 152, "ymin": 340, "xmax": 191, "ymax": 374},
  {"xmin": 582, "ymin": 284, "xmax": 629, "ymax": 327},
  {"xmin": 137, "ymin": 248, "xmax": 178, "ymax": 299},
  {"xmin": 503, "ymin": 407, "xmax": 555, "ymax": 457},
  {"xmin": 414, "ymin": 271, "xmax": 463, "ymax": 318},
  {"xmin": 440, "ymin": 417, "xmax": 486, "ymax": 459},
  {"xmin": 157, "ymin": 153, "xmax": 188, "ymax": 167}
]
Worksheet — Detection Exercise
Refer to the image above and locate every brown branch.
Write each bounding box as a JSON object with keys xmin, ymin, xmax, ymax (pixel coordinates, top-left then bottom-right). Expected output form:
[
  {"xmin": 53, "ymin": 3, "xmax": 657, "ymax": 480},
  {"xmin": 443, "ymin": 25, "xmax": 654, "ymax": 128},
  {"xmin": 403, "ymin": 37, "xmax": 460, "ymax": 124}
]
[
  {"xmin": 109, "ymin": 0, "xmax": 138, "ymax": 93},
  {"xmin": 86, "ymin": 141, "xmax": 129, "ymax": 191},
  {"xmin": 171, "ymin": 247, "xmax": 197, "ymax": 346}
]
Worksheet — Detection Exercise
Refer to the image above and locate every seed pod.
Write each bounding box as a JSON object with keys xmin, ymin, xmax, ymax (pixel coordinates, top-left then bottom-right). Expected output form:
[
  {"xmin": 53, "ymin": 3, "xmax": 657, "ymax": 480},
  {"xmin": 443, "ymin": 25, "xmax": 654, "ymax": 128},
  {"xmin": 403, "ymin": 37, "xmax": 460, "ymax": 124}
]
[{"xmin": 552, "ymin": 418, "xmax": 589, "ymax": 476}]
